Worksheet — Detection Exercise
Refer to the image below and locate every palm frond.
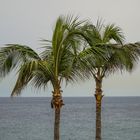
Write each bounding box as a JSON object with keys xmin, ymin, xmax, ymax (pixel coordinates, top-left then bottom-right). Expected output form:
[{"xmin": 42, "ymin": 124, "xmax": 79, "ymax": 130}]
[
  {"xmin": 103, "ymin": 24, "xmax": 125, "ymax": 44},
  {"xmin": 11, "ymin": 60, "xmax": 53, "ymax": 96},
  {"xmin": 31, "ymin": 61, "xmax": 54, "ymax": 90},
  {"xmin": 0, "ymin": 44, "xmax": 41, "ymax": 77}
]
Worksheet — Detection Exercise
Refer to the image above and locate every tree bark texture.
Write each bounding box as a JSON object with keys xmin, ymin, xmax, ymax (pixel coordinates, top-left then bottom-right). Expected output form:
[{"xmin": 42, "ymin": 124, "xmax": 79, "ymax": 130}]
[
  {"xmin": 51, "ymin": 83, "xmax": 64, "ymax": 140},
  {"xmin": 95, "ymin": 77, "xmax": 103, "ymax": 140},
  {"xmin": 54, "ymin": 108, "xmax": 61, "ymax": 140}
]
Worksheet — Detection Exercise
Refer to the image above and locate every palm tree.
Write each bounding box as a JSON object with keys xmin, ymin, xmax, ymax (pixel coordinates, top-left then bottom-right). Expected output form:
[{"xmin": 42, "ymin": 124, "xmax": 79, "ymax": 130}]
[
  {"xmin": 0, "ymin": 15, "xmax": 98, "ymax": 140},
  {"xmin": 80, "ymin": 21, "xmax": 140, "ymax": 140}
]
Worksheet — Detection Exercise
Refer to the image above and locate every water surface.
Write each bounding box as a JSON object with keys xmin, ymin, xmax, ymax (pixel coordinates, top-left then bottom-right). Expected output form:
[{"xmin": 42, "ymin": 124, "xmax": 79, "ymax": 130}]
[{"xmin": 0, "ymin": 97, "xmax": 140, "ymax": 140}]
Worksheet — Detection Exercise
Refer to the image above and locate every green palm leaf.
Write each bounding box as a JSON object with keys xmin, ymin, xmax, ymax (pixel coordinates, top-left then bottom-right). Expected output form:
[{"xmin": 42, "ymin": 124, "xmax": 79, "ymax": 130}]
[{"xmin": 0, "ymin": 44, "xmax": 40, "ymax": 77}]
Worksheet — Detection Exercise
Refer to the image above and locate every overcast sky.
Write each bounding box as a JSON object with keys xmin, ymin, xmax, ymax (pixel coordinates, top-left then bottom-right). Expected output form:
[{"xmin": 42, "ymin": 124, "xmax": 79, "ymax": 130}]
[{"xmin": 0, "ymin": 0, "xmax": 140, "ymax": 97}]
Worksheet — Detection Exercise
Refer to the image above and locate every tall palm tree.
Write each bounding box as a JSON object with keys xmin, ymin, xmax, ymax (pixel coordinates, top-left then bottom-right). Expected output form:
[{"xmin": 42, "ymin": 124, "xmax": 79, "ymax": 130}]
[
  {"xmin": 80, "ymin": 21, "xmax": 140, "ymax": 140},
  {"xmin": 0, "ymin": 15, "xmax": 99, "ymax": 140}
]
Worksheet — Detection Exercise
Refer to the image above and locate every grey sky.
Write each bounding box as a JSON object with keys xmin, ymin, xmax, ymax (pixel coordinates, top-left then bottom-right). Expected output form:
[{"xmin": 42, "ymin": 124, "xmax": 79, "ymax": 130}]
[{"xmin": 0, "ymin": 0, "xmax": 140, "ymax": 97}]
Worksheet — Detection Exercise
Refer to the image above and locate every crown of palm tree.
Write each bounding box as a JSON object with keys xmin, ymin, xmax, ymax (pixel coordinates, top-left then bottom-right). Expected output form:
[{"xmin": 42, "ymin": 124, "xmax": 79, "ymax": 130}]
[
  {"xmin": 0, "ymin": 15, "xmax": 102, "ymax": 96},
  {"xmin": 78, "ymin": 20, "xmax": 140, "ymax": 78}
]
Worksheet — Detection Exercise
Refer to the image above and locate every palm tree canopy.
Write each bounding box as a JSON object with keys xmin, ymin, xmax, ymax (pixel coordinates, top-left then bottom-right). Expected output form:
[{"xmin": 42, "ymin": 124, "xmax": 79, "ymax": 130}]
[
  {"xmin": 0, "ymin": 15, "xmax": 102, "ymax": 96},
  {"xmin": 79, "ymin": 20, "xmax": 140, "ymax": 78}
]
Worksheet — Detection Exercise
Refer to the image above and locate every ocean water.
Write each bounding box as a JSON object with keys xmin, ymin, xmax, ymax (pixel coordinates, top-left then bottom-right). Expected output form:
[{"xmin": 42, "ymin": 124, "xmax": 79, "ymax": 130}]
[{"xmin": 0, "ymin": 97, "xmax": 140, "ymax": 140}]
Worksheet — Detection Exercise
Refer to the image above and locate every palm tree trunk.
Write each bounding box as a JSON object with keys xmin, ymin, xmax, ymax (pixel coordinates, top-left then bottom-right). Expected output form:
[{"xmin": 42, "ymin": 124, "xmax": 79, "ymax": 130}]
[
  {"xmin": 51, "ymin": 85, "xmax": 64, "ymax": 140},
  {"xmin": 54, "ymin": 108, "xmax": 61, "ymax": 140},
  {"xmin": 95, "ymin": 77, "xmax": 103, "ymax": 140}
]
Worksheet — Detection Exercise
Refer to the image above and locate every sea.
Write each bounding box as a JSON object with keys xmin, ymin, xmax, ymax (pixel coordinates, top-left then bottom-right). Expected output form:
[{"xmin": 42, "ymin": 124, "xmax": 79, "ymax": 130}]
[{"xmin": 0, "ymin": 97, "xmax": 140, "ymax": 140}]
